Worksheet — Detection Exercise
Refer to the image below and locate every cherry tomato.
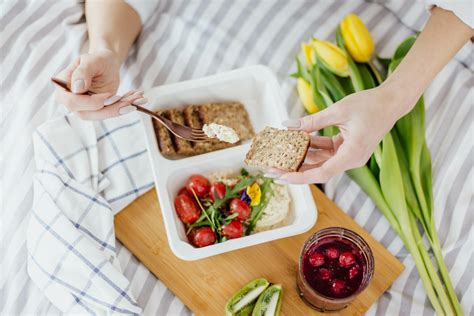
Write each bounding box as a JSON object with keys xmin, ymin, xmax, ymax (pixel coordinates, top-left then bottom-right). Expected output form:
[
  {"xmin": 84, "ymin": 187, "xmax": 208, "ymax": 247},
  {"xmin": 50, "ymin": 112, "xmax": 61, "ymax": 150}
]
[
  {"xmin": 221, "ymin": 220, "xmax": 244, "ymax": 239},
  {"xmin": 187, "ymin": 227, "xmax": 216, "ymax": 247},
  {"xmin": 177, "ymin": 187, "xmax": 191, "ymax": 197},
  {"xmin": 209, "ymin": 182, "xmax": 226, "ymax": 202},
  {"xmin": 229, "ymin": 198, "xmax": 251, "ymax": 221},
  {"xmin": 174, "ymin": 194, "xmax": 201, "ymax": 224},
  {"xmin": 185, "ymin": 175, "xmax": 210, "ymax": 198}
]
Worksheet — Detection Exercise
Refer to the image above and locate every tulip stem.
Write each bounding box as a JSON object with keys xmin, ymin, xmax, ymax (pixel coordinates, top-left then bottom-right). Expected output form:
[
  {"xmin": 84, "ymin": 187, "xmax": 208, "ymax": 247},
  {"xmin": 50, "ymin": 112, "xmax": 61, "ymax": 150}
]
[{"xmin": 368, "ymin": 60, "xmax": 384, "ymax": 85}]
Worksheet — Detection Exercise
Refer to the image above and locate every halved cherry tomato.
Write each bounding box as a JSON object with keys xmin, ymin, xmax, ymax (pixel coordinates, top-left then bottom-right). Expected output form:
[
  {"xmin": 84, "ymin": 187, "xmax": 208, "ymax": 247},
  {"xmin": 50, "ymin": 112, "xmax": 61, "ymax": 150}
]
[
  {"xmin": 221, "ymin": 220, "xmax": 244, "ymax": 239},
  {"xmin": 187, "ymin": 227, "xmax": 216, "ymax": 247},
  {"xmin": 177, "ymin": 187, "xmax": 191, "ymax": 197},
  {"xmin": 185, "ymin": 175, "xmax": 210, "ymax": 198},
  {"xmin": 209, "ymin": 182, "xmax": 226, "ymax": 203},
  {"xmin": 174, "ymin": 194, "xmax": 200, "ymax": 224},
  {"xmin": 229, "ymin": 198, "xmax": 251, "ymax": 221}
]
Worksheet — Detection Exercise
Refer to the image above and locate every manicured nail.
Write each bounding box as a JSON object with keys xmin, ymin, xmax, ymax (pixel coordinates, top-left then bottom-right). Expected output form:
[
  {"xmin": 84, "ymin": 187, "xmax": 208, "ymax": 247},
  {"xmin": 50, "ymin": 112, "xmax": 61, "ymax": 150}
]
[
  {"xmin": 282, "ymin": 119, "xmax": 301, "ymax": 128},
  {"xmin": 72, "ymin": 79, "xmax": 85, "ymax": 93},
  {"xmin": 104, "ymin": 95, "xmax": 122, "ymax": 106},
  {"xmin": 123, "ymin": 89, "xmax": 143, "ymax": 98},
  {"xmin": 132, "ymin": 97, "xmax": 148, "ymax": 105},
  {"xmin": 264, "ymin": 173, "xmax": 280, "ymax": 179},
  {"xmin": 274, "ymin": 179, "xmax": 289, "ymax": 185},
  {"xmin": 118, "ymin": 105, "xmax": 137, "ymax": 115}
]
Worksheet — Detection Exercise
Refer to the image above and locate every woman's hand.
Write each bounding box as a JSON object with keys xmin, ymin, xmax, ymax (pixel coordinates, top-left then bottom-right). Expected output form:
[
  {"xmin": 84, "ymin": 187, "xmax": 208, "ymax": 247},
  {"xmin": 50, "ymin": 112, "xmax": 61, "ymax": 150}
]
[
  {"xmin": 54, "ymin": 49, "xmax": 145, "ymax": 120},
  {"xmin": 268, "ymin": 7, "xmax": 473, "ymax": 185},
  {"xmin": 268, "ymin": 85, "xmax": 409, "ymax": 184}
]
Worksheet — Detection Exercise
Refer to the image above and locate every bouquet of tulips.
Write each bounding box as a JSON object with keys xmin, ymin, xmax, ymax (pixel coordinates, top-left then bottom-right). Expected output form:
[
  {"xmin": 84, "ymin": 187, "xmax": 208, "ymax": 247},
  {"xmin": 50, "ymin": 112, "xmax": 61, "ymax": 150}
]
[{"xmin": 292, "ymin": 14, "xmax": 462, "ymax": 315}]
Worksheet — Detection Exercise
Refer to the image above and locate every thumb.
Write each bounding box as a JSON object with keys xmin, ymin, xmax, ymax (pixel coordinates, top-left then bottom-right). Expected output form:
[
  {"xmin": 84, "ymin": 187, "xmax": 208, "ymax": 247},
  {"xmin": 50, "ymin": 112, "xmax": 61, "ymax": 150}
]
[
  {"xmin": 70, "ymin": 58, "xmax": 95, "ymax": 94},
  {"xmin": 298, "ymin": 106, "xmax": 342, "ymax": 132}
]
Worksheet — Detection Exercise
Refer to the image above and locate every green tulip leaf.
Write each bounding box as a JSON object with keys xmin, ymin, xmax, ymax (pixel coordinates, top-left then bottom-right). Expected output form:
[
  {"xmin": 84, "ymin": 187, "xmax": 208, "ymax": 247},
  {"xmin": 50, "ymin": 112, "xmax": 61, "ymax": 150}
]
[
  {"xmin": 357, "ymin": 63, "xmax": 376, "ymax": 89},
  {"xmin": 376, "ymin": 56, "xmax": 392, "ymax": 68},
  {"xmin": 393, "ymin": 34, "xmax": 417, "ymax": 60}
]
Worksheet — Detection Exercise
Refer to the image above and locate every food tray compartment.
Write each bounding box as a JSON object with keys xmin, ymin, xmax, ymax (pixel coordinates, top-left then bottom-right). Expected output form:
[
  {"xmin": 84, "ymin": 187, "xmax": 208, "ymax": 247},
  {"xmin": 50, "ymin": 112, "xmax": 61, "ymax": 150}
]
[
  {"xmin": 141, "ymin": 65, "xmax": 318, "ymax": 260},
  {"xmin": 142, "ymin": 65, "xmax": 287, "ymax": 163}
]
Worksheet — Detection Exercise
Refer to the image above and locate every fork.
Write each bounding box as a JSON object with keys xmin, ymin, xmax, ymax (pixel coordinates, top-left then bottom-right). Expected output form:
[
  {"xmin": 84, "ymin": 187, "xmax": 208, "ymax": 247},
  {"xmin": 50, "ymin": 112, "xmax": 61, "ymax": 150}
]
[{"xmin": 51, "ymin": 78, "xmax": 208, "ymax": 142}]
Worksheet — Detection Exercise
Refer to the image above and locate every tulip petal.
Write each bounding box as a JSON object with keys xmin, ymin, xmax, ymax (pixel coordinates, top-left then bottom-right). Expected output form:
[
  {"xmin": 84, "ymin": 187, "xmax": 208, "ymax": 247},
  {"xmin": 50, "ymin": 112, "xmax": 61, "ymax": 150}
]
[
  {"xmin": 297, "ymin": 78, "xmax": 319, "ymax": 114},
  {"xmin": 341, "ymin": 13, "xmax": 374, "ymax": 63}
]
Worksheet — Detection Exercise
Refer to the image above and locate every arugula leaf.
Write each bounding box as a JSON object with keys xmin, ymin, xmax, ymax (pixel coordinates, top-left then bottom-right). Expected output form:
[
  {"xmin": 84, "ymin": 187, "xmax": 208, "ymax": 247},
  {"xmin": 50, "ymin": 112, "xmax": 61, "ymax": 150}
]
[
  {"xmin": 190, "ymin": 188, "xmax": 216, "ymax": 232},
  {"xmin": 224, "ymin": 213, "xmax": 239, "ymax": 222},
  {"xmin": 186, "ymin": 220, "xmax": 212, "ymax": 234},
  {"xmin": 246, "ymin": 178, "xmax": 274, "ymax": 234}
]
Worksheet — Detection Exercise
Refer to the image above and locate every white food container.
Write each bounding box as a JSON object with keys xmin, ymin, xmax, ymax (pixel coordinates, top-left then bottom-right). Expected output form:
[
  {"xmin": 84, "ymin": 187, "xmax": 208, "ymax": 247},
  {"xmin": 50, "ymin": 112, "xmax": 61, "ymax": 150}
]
[{"xmin": 141, "ymin": 65, "xmax": 317, "ymax": 261}]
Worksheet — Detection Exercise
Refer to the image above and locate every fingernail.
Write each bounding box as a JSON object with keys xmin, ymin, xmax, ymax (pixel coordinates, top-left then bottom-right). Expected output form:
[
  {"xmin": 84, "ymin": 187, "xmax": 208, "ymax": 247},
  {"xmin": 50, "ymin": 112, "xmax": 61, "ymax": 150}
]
[
  {"xmin": 282, "ymin": 119, "xmax": 301, "ymax": 128},
  {"xmin": 119, "ymin": 105, "xmax": 137, "ymax": 115},
  {"xmin": 132, "ymin": 97, "xmax": 148, "ymax": 105},
  {"xmin": 72, "ymin": 79, "xmax": 85, "ymax": 93},
  {"xmin": 274, "ymin": 179, "xmax": 289, "ymax": 185},
  {"xmin": 104, "ymin": 95, "xmax": 122, "ymax": 106},
  {"xmin": 264, "ymin": 173, "xmax": 280, "ymax": 179}
]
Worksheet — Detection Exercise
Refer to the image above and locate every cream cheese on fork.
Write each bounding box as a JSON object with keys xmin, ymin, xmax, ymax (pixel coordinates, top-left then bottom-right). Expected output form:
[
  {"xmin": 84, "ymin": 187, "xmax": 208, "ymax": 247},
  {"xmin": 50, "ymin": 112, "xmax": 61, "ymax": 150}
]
[{"xmin": 203, "ymin": 123, "xmax": 240, "ymax": 144}]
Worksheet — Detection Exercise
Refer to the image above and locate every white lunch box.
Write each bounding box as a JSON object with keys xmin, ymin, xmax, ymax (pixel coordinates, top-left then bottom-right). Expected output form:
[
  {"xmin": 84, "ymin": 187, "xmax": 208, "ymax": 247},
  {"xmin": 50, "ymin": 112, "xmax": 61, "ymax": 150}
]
[{"xmin": 141, "ymin": 65, "xmax": 317, "ymax": 261}]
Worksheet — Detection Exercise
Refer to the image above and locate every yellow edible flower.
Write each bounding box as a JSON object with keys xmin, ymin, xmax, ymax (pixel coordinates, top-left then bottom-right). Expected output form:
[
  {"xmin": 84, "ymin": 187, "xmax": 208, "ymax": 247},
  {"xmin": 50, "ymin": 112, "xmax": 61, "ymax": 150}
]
[
  {"xmin": 312, "ymin": 40, "xmax": 350, "ymax": 77},
  {"xmin": 297, "ymin": 78, "xmax": 319, "ymax": 114},
  {"xmin": 340, "ymin": 13, "xmax": 375, "ymax": 62},
  {"xmin": 246, "ymin": 182, "xmax": 261, "ymax": 206}
]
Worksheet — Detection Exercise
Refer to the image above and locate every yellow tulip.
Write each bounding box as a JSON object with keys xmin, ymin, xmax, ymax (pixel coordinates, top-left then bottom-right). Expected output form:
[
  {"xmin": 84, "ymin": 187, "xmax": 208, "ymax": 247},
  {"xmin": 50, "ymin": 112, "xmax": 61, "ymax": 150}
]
[
  {"xmin": 297, "ymin": 78, "xmax": 319, "ymax": 114},
  {"xmin": 340, "ymin": 13, "xmax": 375, "ymax": 62},
  {"xmin": 313, "ymin": 40, "xmax": 350, "ymax": 77},
  {"xmin": 301, "ymin": 42, "xmax": 315, "ymax": 66},
  {"xmin": 301, "ymin": 40, "xmax": 349, "ymax": 77}
]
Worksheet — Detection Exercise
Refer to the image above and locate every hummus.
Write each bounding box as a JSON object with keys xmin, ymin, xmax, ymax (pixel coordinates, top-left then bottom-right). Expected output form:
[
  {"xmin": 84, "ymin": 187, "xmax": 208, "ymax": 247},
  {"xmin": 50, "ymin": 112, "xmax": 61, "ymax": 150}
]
[
  {"xmin": 203, "ymin": 123, "xmax": 240, "ymax": 144},
  {"xmin": 208, "ymin": 171, "xmax": 291, "ymax": 233},
  {"xmin": 253, "ymin": 183, "xmax": 291, "ymax": 233}
]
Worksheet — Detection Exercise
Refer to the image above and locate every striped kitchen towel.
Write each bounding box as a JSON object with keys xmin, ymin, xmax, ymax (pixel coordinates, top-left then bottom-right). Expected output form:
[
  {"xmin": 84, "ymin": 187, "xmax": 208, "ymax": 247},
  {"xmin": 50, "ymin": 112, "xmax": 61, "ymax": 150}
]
[{"xmin": 26, "ymin": 113, "xmax": 154, "ymax": 314}]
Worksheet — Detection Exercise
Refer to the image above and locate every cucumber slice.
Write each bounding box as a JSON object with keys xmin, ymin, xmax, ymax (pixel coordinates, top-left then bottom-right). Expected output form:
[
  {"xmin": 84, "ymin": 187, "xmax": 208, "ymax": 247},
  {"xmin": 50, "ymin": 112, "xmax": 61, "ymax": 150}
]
[
  {"xmin": 226, "ymin": 278, "xmax": 270, "ymax": 316},
  {"xmin": 251, "ymin": 284, "xmax": 283, "ymax": 316}
]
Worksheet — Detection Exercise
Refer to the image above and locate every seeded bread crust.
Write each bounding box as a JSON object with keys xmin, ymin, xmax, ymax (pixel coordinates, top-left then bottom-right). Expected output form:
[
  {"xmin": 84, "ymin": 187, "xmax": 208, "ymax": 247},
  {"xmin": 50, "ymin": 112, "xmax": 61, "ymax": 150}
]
[
  {"xmin": 168, "ymin": 109, "xmax": 194, "ymax": 156},
  {"xmin": 155, "ymin": 102, "xmax": 254, "ymax": 158},
  {"xmin": 244, "ymin": 127, "xmax": 310, "ymax": 172},
  {"xmin": 154, "ymin": 110, "xmax": 175, "ymax": 158}
]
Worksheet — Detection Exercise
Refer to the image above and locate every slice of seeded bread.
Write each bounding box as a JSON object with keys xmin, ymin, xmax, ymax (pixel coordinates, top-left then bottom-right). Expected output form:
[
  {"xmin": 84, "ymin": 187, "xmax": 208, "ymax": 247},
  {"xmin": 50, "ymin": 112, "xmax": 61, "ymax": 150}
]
[
  {"xmin": 245, "ymin": 127, "xmax": 310, "ymax": 172},
  {"xmin": 155, "ymin": 102, "xmax": 255, "ymax": 159},
  {"xmin": 154, "ymin": 111, "xmax": 175, "ymax": 158},
  {"xmin": 167, "ymin": 109, "xmax": 194, "ymax": 156},
  {"xmin": 200, "ymin": 102, "xmax": 254, "ymax": 141}
]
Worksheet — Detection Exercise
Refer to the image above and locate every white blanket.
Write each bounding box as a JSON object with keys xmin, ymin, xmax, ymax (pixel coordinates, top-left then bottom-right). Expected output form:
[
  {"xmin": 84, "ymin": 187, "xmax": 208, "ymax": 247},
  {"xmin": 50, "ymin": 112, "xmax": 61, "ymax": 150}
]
[{"xmin": 1, "ymin": 0, "xmax": 472, "ymax": 315}]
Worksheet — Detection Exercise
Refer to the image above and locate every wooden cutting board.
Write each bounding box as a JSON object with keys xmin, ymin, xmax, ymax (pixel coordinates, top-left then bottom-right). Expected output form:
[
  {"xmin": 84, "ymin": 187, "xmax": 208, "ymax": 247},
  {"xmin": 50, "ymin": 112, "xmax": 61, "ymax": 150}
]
[{"xmin": 115, "ymin": 185, "xmax": 404, "ymax": 315}]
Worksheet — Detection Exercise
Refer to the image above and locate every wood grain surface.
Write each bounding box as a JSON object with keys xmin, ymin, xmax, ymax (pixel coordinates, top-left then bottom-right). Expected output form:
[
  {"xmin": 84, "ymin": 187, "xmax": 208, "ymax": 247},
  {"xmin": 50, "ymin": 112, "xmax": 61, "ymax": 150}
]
[{"xmin": 115, "ymin": 185, "xmax": 404, "ymax": 315}]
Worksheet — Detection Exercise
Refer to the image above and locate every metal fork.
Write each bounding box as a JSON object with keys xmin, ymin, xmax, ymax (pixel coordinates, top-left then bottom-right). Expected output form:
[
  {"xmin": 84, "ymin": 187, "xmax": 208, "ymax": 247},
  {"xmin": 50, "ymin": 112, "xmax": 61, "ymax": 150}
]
[{"xmin": 51, "ymin": 78, "xmax": 208, "ymax": 142}]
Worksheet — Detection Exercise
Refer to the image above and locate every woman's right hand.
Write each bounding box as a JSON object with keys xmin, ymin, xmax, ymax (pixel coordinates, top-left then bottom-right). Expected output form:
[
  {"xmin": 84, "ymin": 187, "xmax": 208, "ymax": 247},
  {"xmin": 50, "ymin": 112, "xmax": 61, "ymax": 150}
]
[{"xmin": 54, "ymin": 49, "xmax": 146, "ymax": 120}]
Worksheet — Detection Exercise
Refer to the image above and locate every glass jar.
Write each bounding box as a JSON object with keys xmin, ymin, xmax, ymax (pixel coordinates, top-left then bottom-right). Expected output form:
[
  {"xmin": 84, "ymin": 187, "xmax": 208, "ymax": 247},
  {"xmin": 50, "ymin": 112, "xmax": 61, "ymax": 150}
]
[{"xmin": 297, "ymin": 227, "xmax": 374, "ymax": 312}]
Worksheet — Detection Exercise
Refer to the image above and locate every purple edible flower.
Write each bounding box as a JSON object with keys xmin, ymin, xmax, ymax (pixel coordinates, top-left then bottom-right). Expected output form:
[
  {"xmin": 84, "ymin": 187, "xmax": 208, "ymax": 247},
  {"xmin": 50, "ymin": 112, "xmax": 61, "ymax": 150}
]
[{"xmin": 240, "ymin": 190, "xmax": 251, "ymax": 204}]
